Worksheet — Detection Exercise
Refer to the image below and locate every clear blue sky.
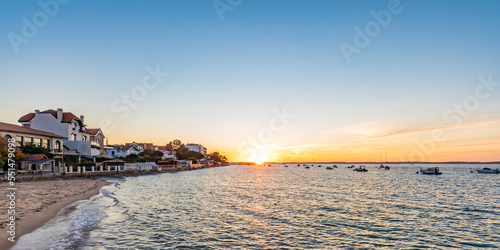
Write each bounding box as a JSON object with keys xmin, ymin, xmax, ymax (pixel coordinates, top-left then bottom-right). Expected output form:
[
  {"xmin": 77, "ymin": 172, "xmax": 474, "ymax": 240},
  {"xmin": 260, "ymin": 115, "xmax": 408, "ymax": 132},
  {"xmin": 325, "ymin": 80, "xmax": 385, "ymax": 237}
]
[{"xmin": 1, "ymin": 0, "xmax": 499, "ymax": 161}]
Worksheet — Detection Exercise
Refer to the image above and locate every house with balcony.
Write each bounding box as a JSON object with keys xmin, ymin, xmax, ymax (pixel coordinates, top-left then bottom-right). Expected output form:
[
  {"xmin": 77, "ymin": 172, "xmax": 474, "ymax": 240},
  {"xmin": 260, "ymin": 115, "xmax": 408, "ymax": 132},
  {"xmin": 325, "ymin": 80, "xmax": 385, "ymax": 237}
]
[
  {"xmin": 0, "ymin": 121, "xmax": 65, "ymax": 169},
  {"xmin": 186, "ymin": 143, "xmax": 207, "ymax": 157},
  {"xmin": 87, "ymin": 128, "xmax": 106, "ymax": 157},
  {"xmin": 18, "ymin": 108, "xmax": 93, "ymax": 159}
]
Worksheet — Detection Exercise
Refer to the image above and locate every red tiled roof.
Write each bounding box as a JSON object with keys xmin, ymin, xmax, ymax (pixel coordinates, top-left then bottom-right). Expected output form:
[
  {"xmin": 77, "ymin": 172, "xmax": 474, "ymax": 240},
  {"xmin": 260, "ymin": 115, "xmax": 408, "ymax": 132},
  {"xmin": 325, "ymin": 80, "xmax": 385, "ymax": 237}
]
[
  {"xmin": 87, "ymin": 128, "xmax": 101, "ymax": 135},
  {"xmin": 62, "ymin": 113, "xmax": 78, "ymax": 122},
  {"xmin": 145, "ymin": 143, "xmax": 153, "ymax": 150},
  {"xmin": 44, "ymin": 109, "xmax": 58, "ymax": 118},
  {"xmin": 18, "ymin": 113, "xmax": 35, "ymax": 122},
  {"xmin": 18, "ymin": 109, "xmax": 81, "ymax": 123},
  {"xmin": 24, "ymin": 154, "xmax": 48, "ymax": 161},
  {"xmin": 0, "ymin": 122, "xmax": 65, "ymax": 138},
  {"xmin": 157, "ymin": 146, "xmax": 167, "ymax": 151},
  {"xmin": 166, "ymin": 144, "xmax": 174, "ymax": 151}
]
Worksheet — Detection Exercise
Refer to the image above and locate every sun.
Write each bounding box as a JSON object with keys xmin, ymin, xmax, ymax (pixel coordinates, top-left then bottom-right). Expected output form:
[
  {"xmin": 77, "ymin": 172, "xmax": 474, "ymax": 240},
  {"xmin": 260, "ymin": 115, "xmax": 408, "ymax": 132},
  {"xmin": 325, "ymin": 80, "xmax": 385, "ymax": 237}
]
[{"xmin": 251, "ymin": 153, "xmax": 269, "ymax": 165}]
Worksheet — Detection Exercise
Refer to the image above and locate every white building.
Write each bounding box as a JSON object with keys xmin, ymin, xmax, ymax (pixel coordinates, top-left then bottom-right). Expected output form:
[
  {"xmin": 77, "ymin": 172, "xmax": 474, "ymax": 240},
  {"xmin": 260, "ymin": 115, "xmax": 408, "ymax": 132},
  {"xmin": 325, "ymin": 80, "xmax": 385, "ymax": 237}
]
[
  {"xmin": 186, "ymin": 143, "xmax": 207, "ymax": 156},
  {"xmin": 0, "ymin": 121, "xmax": 65, "ymax": 169},
  {"xmin": 114, "ymin": 145, "xmax": 141, "ymax": 158},
  {"xmin": 158, "ymin": 144, "xmax": 176, "ymax": 159},
  {"xmin": 88, "ymin": 128, "xmax": 106, "ymax": 157},
  {"xmin": 18, "ymin": 109, "xmax": 95, "ymax": 158}
]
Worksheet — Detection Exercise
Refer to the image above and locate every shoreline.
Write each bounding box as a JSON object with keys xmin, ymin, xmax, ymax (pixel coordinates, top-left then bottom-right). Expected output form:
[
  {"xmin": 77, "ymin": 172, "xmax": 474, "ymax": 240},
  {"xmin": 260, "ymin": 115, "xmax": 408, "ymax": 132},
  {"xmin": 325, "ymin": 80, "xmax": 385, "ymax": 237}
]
[
  {"xmin": 1, "ymin": 167, "xmax": 221, "ymax": 249},
  {"xmin": 0, "ymin": 179, "xmax": 109, "ymax": 250}
]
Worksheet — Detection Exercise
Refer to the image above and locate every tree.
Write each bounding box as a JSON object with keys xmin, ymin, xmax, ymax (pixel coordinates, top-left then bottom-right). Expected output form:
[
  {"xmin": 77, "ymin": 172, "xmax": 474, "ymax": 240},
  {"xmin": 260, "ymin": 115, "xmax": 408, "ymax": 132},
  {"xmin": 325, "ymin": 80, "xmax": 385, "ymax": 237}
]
[
  {"xmin": 209, "ymin": 151, "xmax": 228, "ymax": 163},
  {"xmin": 169, "ymin": 139, "xmax": 183, "ymax": 150},
  {"xmin": 0, "ymin": 137, "xmax": 25, "ymax": 171},
  {"xmin": 20, "ymin": 143, "xmax": 54, "ymax": 158},
  {"xmin": 185, "ymin": 150, "xmax": 204, "ymax": 160},
  {"xmin": 175, "ymin": 144, "xmax": 190, "ymax": 160},
  {"xmin": 188, "ymin": 157, "xmax": 198, "ymax": 164},
  {"xmin": 138, "ymin": 149, "xmax": 165, "ymax": 162}
]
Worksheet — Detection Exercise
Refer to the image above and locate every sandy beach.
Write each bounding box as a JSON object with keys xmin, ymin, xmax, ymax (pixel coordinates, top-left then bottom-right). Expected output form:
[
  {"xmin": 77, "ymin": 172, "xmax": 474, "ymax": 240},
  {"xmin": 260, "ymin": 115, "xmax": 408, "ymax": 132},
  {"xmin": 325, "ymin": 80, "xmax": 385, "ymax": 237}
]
[{"xmin": 0, "ymin": 179, "xmax": 109, "ymax": 249}]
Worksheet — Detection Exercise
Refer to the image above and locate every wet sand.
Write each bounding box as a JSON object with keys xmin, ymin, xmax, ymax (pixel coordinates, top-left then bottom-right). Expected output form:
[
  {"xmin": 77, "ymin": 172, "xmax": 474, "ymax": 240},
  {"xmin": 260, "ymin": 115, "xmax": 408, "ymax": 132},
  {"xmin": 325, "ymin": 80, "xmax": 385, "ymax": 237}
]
[{"xmin": 0, "ymin": 179, "xmax": 109, "ymax": 249}]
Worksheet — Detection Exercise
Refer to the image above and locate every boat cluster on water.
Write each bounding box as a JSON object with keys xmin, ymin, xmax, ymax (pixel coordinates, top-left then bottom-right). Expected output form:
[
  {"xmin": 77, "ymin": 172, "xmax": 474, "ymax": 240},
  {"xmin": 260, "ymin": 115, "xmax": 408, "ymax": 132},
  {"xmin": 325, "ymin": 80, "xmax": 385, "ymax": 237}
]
[{"xmin": 275, "ymin": 164, "xmax": 499, "ymax": 175}]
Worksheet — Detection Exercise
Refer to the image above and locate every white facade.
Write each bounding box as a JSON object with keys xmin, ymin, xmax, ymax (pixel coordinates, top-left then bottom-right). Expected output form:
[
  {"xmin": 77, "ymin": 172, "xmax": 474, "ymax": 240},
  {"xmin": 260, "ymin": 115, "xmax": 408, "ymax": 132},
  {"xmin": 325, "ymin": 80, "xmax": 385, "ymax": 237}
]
[
  {"xmin": 115, "ymin": 145, "xmax": 141, "ymax": 158},
  {"xmin": 18, "ymin": 109, "xmax": 93, "ymax": 157},
  {"xmin": 186, "ymin": 143, "xmax": 207, "ymax": 156},
  {"xmin": 105, "ymin": 147, "xmax": 117, "ymax": 158}
]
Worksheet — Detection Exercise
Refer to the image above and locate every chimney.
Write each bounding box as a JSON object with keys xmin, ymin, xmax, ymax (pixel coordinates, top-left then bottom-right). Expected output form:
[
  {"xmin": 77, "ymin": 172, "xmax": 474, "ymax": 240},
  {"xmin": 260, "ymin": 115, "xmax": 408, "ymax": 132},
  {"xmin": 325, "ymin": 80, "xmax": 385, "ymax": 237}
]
[
  {"xmin": 22, "ymin": 123, "xmax": 31, "ymax": 128},
  {"xmin": 80, "ymin": 115, "xmax": 85, "ymax": 125},
  {"xmin": 57, "ymin": 108, "xmax": 63, "ymax": 121},
  {"xmin": 35, "ymin": 110, "xmax": 40, "ymax": 114}
]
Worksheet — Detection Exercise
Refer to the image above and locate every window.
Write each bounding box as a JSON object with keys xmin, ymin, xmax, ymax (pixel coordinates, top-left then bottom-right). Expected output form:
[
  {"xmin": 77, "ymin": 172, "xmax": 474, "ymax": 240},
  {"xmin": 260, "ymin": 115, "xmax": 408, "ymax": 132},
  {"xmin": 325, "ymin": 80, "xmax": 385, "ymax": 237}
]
[
  {"xmin": 24, "ymin": 137, "xmax": 33, "ymax": 145},
  {"xmin": 16, "ymin": 136, "xmax": 22, "ymax": 147},
  {"xmin": 45, "ymin": 139, "xmax": 51, "ymax": 149},
  {"xmin": 73, "ymin": 134, "xmax": 77, "ymax": 141},
  {"xmin": 55, "ymin": 141, "xmax": 61, "ymax": 151},
  {"xmin": 33, "ymin": 138, "xmax": 41, "ymax": 147}
]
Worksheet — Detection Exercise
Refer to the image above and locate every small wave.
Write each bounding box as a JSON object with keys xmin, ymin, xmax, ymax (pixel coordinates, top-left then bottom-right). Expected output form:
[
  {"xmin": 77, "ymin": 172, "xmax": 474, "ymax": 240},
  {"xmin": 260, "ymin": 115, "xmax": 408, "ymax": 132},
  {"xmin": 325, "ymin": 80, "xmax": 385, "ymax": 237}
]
[{"xmin": 46, "ymin": 206, "xmax": 106, "ymax": 249}]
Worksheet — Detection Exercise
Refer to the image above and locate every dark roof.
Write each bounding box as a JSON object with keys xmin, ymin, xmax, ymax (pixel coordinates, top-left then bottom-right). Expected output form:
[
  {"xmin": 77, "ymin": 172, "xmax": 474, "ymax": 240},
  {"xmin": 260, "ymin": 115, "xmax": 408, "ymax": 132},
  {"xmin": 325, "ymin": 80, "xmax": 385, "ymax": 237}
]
[
  {"xmin": 18, "ymin": 109, "xmax": 81, "ymax": 123},
  {"xmin": 0, "ymin": 122, "xmax": 65, "ymax": 138}
]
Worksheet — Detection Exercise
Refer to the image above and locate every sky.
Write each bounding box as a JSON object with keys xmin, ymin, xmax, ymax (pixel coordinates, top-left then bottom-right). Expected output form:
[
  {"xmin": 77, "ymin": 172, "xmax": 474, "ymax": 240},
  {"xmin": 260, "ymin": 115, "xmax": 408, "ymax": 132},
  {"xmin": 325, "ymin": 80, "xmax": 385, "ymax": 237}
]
[{"xmin": 1, "ymin": 0, "xmax": 499, "ymax": 162}]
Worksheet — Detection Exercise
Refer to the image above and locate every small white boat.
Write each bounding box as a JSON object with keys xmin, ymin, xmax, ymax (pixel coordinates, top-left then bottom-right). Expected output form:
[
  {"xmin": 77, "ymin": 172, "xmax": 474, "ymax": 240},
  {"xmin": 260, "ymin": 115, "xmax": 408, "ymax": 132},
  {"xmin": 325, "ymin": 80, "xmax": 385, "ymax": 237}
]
[
  {"xmin": 476, "ymin": 168, "xmax": 500, "ymax": 174},
  {"xmin": 420, "ymin": 167, "xmax": 442, "ymax": 175}
]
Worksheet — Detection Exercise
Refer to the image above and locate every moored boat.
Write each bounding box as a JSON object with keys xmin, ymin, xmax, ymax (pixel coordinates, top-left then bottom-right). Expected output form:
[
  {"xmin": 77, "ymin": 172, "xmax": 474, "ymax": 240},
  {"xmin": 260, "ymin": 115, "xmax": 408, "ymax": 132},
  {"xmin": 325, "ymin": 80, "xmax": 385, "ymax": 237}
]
[
  {"xmin": 420, "ymin": 167, "xmax": 442, "ymax": 175},
  {"xmin": 476, "ymin": 168, "xmax": 500, "ymax": 174},
  {"xmin": 326, "ymin": 166, "xmax": 333, "ymax": 170},
  {"xmin": 354, "ymin": 165, "xmax": 368, "ymax": 172}
]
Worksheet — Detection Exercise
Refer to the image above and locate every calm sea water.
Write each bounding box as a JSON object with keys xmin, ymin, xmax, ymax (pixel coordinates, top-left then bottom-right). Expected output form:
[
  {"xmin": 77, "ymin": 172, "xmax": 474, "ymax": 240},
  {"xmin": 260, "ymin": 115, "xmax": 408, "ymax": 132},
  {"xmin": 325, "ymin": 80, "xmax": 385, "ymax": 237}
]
[{"xmin": 14, "ymin": 164, "xmax": 500, "ymax": 249}]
